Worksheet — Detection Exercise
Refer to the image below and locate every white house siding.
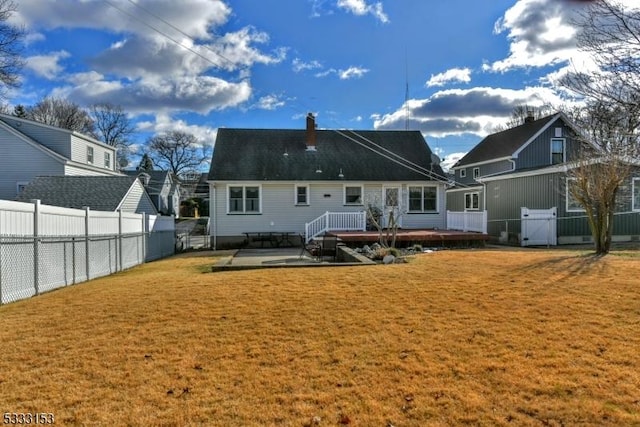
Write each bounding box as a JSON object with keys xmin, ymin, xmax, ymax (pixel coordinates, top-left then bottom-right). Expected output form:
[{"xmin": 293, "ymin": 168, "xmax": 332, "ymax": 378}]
[
  {"xmin": 119, "ymin": 181, "xmax": 158, "ymax": 214},
  {"xmin": 211, "ymin": 181, "xmax": 447, "ymax": 241},
  {"xmin": 69, "ymin": 135, "xmax": 116, "ymax": 172},
  {"xmin": 0, "ymin": 135, "xmax": 64, "ymax": 200},
  {"xmin": 63, "ymin": 164, "xmax": 122, "ymax": 177}
]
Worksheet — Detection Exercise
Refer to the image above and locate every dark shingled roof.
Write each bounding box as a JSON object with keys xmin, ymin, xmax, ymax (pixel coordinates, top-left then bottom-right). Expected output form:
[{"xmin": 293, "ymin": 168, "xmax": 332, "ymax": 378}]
[
  {"xmin": 123, "ymin": 170, "xmax": 170, "ymax": 196},
  {"xmin": 18, "ymin": 175, "xmax": 139, "ymax": 211},
  {"xmin": 454, "ymin": 113, "xmax": 560, "ymax": 168},
  {"xmin": 208, "ymin": 128, "xmax": 446, "ymax": 182}
]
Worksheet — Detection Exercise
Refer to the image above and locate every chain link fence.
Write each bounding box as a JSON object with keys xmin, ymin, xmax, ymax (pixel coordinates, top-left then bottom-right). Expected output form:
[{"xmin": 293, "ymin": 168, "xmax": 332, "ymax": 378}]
[{"xmin": 0, "ymin": 230, "xmax": 176, "ymax": 305}]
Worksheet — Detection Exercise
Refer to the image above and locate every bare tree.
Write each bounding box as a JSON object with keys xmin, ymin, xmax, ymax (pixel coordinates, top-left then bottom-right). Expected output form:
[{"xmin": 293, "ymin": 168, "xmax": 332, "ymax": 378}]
[
  {"xmin": 493, "ymin": 105, "xmax": 555, "ymax": 132},
  {"xmin": 90, "ymin": 103, "xmax": 135, "ymax": 169},
  {"xmin": 147, "ymin": 130, "xmax": 212, "ymax": 178},
  {"xmin": 26, "ymin": 97, "xmax": 95, "ymax": 136},
  {"xmin": 0, "ymin": 0, "xmax": 24, "ymax": 100},
  {"xmin": 559, "ymin": 0, "xmax": 640, "ymax": 255},
  {"xmin": 565, "ymin": 101, "xmax": 639, "ymax": 254}
]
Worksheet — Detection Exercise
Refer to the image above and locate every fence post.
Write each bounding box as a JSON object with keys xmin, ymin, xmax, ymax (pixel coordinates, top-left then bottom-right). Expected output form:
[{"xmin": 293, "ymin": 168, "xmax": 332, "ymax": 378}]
[
  {"xmin": 142, "ymin": 213, "xmax": 147, "ymax": 264},
  {"xmin": 85, "ymin": 207, "xmax": 91, "ymax": 281},
  {"xmin": 118, "ymin": 210, "xmax": 123, "ymax": 272},
  {"xmin": 32, "ymin": 199, "xmax": 40, "ymax": 296}
]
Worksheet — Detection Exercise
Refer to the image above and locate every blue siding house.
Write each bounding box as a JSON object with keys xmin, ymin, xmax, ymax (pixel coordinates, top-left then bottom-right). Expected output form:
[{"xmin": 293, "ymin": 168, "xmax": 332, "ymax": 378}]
[{"xmin": 446, "ymin": 112, "xmax": 640, "ymax": 245}]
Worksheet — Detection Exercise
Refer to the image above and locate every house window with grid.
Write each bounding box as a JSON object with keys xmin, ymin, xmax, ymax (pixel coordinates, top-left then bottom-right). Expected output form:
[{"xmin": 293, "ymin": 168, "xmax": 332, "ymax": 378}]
[
  {"xmin": 465, "ymin": 192, "xmax": 479, "ymax": 210},
  {"xmin": 295, "ymin": 184, "xmax": 309, "ymax": 205},
  {"xmin": 551, "ymin": 138, "xmax": 565, "ymax": 164},
  {"xmin": 104, "ymin": 152, "xmax": 111, "ymax": 169},
  {"xmin": 344, "ymin": 185, "xmax": 363, "ymax": 205},
  {"xmin": 409, "ymin": 186, "xmax": 437, "ymax": 212},
  {"xmin": 87, "ymin": 146, "xmax": 94, "ymax": 164},
  {"xmin": 633, "ymin": 178, "xmax": 640, "ymax": 211},
  {"xmin": 228, "ymin": 185, "xmax": 261, "ymax": 213}
]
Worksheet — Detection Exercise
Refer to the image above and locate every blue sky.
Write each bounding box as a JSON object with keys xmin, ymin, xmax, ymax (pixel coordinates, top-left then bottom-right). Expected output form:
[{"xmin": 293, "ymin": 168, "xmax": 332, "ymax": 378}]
[{"xmin": 8, "ymin": 0, "xmax": 622, "ymax": 170}]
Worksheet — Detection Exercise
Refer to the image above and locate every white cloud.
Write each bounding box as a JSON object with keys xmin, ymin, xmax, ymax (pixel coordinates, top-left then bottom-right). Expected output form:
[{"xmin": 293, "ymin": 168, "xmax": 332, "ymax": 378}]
[
  {"xmin": 292, "ymin": 58, "xmax": 323, "ymax": 73},
  {"xmin": 254, "ymin": 94, "xmax": 286, "ymax": 110},
  {"xmin": 336, "ymin": 0, "xmax": 389, "ymax": 23},
  {"xmin": 374, "ymin": 86, "xmax": 566, "ymax": 138},
  {"xmin": 339, "ymin": 66, "xmax": 369, "ymax": 80},
  {"xmin": 426, "ymin": 68, "xmax": 471, "ymax": 87},
  {"xmin": 25, "ymin": 51, "xmax": 70, "ymax": 79}
]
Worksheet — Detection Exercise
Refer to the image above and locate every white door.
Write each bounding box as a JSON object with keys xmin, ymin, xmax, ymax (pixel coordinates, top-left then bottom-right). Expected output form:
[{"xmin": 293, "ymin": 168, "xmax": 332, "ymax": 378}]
[
  {"xmin": 383, "ymin": 186, "xmax": 402, "ymax": 228},
  {"xmin": 521, "ymin": 207, "xmax": 557, "ymax": 246}
]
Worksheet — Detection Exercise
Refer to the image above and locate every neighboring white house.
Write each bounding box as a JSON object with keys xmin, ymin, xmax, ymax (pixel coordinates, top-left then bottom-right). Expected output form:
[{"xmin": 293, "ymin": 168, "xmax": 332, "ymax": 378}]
[
  {"xmin": 124, "ymin": 170, "xmax": 180, "ymax": 217},
  {"xmin": 0, "ymin": 113, "xmax": 121, "ymax": 200},
  {"xmin": 207, "ymin": 113, "xmax": 449, "ymax": 248}
]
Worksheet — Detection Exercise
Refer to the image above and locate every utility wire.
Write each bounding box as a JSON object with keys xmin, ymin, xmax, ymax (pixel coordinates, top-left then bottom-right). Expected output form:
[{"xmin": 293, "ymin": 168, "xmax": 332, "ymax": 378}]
[
  {"xmin": 102, "ymin": 0, "xmax": 237, "ymax": 72},
  {"xmin": 123, "ymin": 0, "xmax": 242, "ymax": 71}
]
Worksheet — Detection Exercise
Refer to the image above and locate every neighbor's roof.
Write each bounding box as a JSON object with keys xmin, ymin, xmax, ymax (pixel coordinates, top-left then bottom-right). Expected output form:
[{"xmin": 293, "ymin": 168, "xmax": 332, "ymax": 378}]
[
  {"xmin": 453, "ymin": 113, "xmax": 564, "ymax": 168},
  {"xmin": 123, "ymin": 170, "xmax": 170, "ymax": 195},
  {"xmin": 18, "ymin": 175, "xmax": 140, "ymax": 211},
  {"xmin": 208, "ymin": 128, "xmax": 446, "ymax": 182}
]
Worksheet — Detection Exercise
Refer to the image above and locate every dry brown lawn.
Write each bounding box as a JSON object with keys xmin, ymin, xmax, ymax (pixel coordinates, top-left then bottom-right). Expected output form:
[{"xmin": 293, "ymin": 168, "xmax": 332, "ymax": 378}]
[{"xmin": 0, "ymin": 248, "xmax": 639, "ymax": 426}]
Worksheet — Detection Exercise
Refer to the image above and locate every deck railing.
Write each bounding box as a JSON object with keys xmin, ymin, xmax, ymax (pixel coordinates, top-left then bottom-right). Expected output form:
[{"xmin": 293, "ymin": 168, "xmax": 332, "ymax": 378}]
[
  {"xmin": 305, "ymin": 211, "xmax": 367, "ymax": 242},
  {"xmin": 447, "ymin": 210, "xmax": 487, "ymax": 234}
]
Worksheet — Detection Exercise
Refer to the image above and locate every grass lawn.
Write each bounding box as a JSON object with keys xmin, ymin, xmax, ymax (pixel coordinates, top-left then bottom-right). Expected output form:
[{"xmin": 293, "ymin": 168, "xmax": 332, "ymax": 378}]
[{"xmin": 0, "ymin": 248, "xmax": 639, "ymax": 426}]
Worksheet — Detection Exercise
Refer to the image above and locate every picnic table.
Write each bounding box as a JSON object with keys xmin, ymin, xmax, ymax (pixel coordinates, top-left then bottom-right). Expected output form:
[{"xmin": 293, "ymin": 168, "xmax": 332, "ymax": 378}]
[{"xmin": 243, "ymin": 231, "xmax": 298, "ymax": 248}]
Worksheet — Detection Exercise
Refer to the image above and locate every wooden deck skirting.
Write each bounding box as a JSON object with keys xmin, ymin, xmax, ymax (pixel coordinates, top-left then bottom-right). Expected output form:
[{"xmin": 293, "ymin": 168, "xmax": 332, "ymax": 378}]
[{"xmin": 329, "ymin": 229, "xmax": 489, "ymax": 244}]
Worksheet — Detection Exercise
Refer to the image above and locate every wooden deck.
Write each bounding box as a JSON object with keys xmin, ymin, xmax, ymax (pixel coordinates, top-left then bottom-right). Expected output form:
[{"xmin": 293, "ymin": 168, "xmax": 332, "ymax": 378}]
[{"xmin": 329, "ymin": 229, "xmax": 489, "ymax": 246}]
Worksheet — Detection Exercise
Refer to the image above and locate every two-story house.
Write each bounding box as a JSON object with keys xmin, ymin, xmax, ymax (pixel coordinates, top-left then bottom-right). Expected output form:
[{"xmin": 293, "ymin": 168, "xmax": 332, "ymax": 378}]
[
  {"xmin": 0, "ymin": 113, "xmax": 121, "ymax": 200},
  {"xmin": 446, "ymin": 112, "xmax": 640, "ymax": 245}
]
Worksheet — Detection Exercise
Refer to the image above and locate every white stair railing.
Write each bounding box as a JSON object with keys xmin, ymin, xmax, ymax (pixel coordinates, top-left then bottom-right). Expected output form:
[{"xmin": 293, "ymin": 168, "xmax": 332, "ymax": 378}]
[{"xmin": 305, "ymin": 211, "xmax": 366, "ymax": 242}]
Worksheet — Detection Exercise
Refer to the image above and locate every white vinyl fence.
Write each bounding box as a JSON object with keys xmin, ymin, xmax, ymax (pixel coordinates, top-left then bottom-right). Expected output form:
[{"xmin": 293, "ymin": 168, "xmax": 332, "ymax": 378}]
[
  {"xmin": 0, "ymin": 199, "xmax": 175, "ymax": 304},
  {"xmin": 447, "ymin": 210, "xmax": 488, "ymax": 234}
]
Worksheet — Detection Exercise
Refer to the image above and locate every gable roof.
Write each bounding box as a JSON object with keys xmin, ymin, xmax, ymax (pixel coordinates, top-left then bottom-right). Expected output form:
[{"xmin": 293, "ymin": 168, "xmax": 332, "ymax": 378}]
[
  {"xmin": 17, "ymin": 176, "xmax": 152, "ymax": 212},
  {"xmin": 453, "ymin": 113, "xmax": 567, "ymax": 169},
  {"xmin": 123, "ymin": 170, "xmax": 171, "ymax": 195},
  {"xmin": 208, "ymin": 128, "xmax": 446, "ymax": 182}
]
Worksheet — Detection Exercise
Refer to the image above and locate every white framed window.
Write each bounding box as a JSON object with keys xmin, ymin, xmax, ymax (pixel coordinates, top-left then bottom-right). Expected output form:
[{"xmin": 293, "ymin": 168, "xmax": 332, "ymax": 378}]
[
  {"xmin": 295, "ymin": 184, "xmax": 309, "ymax": 205},
  {"xmin": 566, "ymin": 178, "xmax": 585, "ymax": 212},
  {"xmin": 228, "ymin": 185, "xmax": 261, "ymax": 214},
  {"xmin": 104, "ymin": 152, "xmax": 111, "ymax": 169},
  {"xmin": 87, "ymin": 146, "xmax": 94, "ymax": 164},
  {"xmin": 16, "ymin": 181, "xmax": 29, "ymax": 196},
  {"xmin": 408, "ymin": 186, "xmax": 438, "ymax": 212},
  {"xmin": 464, "ymin": 192, "xmax": 479, "ymax": 210},
  {"xmin": 473, "ymin": 167, "xmax": 480, "ymax": 179},
  {"xmin": 460, "ymin": 169, "xmax": 466, "ymax": 178},
  {"xmin": 633, "ymin": 178, "xmax": 640, "ymax": 211},
  {"xmin": 344, "ymin": 185, "xmax": 363, "ymax": 205},
  {"xmin": 551, "ymin": 138, "xmax": 565, "ymax": 165}
]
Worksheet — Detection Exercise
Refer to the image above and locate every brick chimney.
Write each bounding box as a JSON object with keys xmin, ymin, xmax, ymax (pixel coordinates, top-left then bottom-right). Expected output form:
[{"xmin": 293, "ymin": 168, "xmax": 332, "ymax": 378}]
[
  {"xmin": 306, "ymin": 113, "xmax": 317, "ymax": 151},
  {"xmin": 524, "ymin": 108, "xmax": 535, "ymax": 124}
]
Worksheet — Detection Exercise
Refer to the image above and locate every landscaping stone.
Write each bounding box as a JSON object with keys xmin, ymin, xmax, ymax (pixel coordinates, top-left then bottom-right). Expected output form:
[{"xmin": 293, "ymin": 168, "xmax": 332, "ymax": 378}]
[{"xmin": 383, "ymin": 254, "xmax": 395, "ymax": 264}]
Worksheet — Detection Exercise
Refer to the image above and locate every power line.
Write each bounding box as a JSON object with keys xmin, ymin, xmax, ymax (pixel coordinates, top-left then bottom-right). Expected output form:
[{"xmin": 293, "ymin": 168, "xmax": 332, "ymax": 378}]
[
  {"xmin": 123, "ymin": 0, "xmax": 242, "ymax": 70},
  {"xmin": 102, "ymin": 0, "xmax": 239, "ymax": 72}
]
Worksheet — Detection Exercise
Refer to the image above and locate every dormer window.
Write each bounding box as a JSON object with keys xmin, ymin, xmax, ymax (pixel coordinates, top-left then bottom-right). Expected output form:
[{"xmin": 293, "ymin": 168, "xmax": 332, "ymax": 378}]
[
  {"xmin": 473, "ymin": 167, "xmax": 480, "ymax": 179},
  {"xmin": 460, "ymin": 169, "xmax": 466, "ymax": 178},
  {"xmin": 551, "ymin": 138, "xmax": 565, "ymax": 164},
  {"xmin": 87, "ymin": 146, "xmax": 94, "ymax": 164},
  {"xmin": 104, "ymin": 152, "xmax": 111, "ymax": 169}
]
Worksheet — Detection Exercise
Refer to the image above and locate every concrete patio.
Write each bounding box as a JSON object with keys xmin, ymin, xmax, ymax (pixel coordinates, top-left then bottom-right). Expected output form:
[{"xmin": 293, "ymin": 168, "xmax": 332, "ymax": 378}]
[{"xmin": 211, "ymin": 247, "xmax": 375, "ymax": 272}]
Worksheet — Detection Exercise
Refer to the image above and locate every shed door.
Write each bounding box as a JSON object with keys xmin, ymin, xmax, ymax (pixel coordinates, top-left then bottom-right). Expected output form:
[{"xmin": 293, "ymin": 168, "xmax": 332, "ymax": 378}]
[{"xmin": 521, "ymin": 207, "xmax": 557, "ymax": 247}]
